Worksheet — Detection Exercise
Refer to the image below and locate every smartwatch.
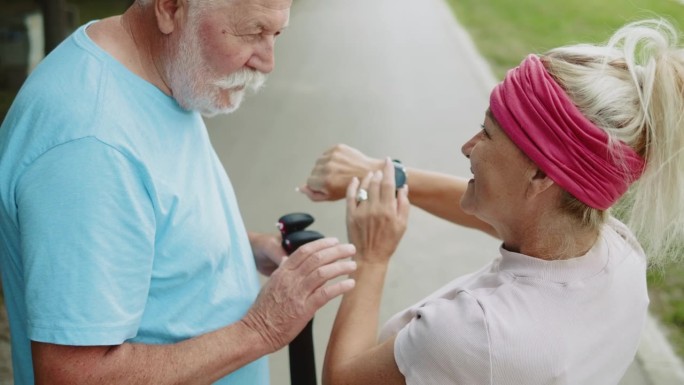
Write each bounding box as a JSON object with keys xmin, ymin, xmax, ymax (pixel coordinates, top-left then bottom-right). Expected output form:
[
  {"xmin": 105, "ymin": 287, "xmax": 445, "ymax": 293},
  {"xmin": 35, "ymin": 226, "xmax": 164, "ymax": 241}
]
[{"xmin": 392, "ymin": 159, "xmax": 407, "ymax": 188}]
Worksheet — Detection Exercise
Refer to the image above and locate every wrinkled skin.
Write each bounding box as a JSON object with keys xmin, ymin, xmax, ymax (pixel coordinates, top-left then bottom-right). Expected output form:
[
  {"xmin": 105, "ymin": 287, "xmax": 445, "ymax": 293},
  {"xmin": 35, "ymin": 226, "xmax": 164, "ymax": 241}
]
[{"xmin": 243, "ymin": 238, "xmax": 357, "ymax": 351}]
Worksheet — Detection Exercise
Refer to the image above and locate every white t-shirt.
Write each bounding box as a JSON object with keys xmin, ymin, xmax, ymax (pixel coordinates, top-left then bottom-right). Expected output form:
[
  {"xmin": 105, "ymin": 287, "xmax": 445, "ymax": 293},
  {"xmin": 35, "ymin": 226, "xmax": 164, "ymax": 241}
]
[{"xmin": 379, "ymin": 217, "xmax": 648, "ymax": 385}]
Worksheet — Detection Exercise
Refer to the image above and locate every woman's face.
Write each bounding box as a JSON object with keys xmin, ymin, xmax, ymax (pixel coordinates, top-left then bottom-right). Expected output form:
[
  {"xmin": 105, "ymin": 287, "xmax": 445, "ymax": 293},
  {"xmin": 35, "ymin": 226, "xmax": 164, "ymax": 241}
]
[{"xmin": 460, "ymin": 111, "xmax": 533, "ymax": 226}]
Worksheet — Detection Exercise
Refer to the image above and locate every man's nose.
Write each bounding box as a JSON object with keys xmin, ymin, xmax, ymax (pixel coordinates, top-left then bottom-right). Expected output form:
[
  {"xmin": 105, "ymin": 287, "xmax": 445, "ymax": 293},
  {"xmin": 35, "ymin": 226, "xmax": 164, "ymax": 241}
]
[{"xmin": 248, "ymin": 36, "xmax": 276, "ymax": 74}]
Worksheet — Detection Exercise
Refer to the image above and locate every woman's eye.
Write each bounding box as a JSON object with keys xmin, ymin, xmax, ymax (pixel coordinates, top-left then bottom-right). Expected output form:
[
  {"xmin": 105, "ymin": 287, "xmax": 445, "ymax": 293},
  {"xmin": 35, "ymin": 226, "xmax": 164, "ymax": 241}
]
[{"xmin": 480, "ymin": 125, "xmax": 490, "ymax": 138}]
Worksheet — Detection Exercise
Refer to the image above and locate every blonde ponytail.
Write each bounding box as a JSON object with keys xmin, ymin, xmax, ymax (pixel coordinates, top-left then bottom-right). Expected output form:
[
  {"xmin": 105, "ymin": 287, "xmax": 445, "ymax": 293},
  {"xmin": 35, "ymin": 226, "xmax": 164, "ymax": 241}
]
[{"xmin": 543, "ymin": 19, "xmax": 684, "ymax": 268}]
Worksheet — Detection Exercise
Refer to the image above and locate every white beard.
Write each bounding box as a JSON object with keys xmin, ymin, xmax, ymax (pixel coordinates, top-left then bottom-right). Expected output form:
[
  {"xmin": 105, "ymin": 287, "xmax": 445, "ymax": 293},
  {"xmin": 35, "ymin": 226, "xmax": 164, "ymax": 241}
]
[{"xmin": 164, "ymin": 16, "xmax": 267, "ymax": 117}]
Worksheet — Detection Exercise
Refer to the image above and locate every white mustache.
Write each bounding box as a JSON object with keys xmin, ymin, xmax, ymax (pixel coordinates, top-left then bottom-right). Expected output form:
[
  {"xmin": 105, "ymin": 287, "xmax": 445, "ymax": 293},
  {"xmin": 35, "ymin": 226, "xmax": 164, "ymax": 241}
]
[{"xmin": 213, "ymin": 69, "xmax": 267, "ymax": 92}]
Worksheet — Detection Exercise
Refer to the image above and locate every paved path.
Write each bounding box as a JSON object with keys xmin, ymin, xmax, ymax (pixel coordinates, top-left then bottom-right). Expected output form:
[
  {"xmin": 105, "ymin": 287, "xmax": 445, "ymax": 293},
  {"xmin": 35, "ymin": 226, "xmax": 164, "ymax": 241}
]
[
  {"xmin": 207, "ymin": 0, "xmax": 498, "ymax": 381},
  {"xmin": 206, "ymin": 0, "xmax": 679, "ymax": 384}
]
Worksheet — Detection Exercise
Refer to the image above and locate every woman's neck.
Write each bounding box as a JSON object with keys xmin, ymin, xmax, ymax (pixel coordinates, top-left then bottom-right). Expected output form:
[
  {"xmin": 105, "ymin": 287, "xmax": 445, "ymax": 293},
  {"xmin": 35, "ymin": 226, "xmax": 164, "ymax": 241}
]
[{"xmin": 496, "ymin": 214, "xmax": 600, "ymax": 261}]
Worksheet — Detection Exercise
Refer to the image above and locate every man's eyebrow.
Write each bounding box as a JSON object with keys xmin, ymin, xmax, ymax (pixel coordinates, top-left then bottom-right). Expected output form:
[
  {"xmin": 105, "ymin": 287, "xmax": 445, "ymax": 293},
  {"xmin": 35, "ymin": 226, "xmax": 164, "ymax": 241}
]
[{"xmin": 252, "ymin": 21, "xmax": 289, "ymax": 33}]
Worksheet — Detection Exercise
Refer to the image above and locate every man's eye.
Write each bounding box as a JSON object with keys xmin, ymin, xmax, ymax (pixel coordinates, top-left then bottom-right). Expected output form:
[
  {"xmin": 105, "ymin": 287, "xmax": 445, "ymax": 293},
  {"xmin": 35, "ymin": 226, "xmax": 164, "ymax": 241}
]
[{"xmin": 241, "ymin": 34, "xmax": 260, "ymax": 41}]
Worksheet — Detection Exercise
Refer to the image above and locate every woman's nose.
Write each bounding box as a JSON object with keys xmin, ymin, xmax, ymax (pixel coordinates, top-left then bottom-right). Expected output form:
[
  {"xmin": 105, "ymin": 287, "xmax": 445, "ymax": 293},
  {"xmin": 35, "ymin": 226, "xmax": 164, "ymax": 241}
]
[{"xmin": 461, "ymin": 135, "xmax": 477, "ymax": 158}]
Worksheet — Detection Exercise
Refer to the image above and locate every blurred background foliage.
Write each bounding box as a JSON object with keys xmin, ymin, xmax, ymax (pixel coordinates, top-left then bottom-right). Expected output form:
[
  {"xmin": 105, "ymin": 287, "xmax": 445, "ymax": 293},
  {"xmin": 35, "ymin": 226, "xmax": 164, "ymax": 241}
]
[{"xmin": 0, "ymin": 0, "xmax": 132, "ymax": 120}]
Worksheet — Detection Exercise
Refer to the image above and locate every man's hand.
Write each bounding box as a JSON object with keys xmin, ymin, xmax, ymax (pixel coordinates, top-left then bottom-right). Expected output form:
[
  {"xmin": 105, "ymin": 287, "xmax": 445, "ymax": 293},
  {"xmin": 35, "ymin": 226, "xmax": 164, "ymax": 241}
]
[
  {"xmin": 300, "ymin": 144, "xmax": 383, "ymax": 202},
  {"xmin": 242, "ymin": 238, "xmax": 357, "ymax": 351},
  {"xmin": 249, "ymin": 232, "xmax": 287, "ymax": 276}
]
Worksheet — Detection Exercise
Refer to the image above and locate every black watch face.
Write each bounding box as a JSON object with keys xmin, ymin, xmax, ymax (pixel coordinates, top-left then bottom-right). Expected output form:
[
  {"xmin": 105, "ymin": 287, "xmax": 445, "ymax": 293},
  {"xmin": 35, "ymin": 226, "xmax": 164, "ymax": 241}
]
[{"xmin": 393, "ymin": 162, "xmax": 406, "ymax": 188}]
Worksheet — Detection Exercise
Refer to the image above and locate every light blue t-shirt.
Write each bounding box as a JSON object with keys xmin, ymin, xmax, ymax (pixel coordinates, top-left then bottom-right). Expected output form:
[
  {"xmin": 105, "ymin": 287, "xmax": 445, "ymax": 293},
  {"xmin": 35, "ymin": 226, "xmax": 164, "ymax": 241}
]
[{"xmin": 0, "ymin": 22, "xmax": 268, "ymax": 384}]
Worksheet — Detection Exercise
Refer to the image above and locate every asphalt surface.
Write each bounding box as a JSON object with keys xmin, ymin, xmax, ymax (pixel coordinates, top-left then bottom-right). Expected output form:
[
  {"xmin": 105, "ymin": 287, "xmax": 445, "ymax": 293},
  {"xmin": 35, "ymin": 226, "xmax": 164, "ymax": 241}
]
[{"xmin": 204, "ymin": 0, "xmax": 680, "ymax": 384}]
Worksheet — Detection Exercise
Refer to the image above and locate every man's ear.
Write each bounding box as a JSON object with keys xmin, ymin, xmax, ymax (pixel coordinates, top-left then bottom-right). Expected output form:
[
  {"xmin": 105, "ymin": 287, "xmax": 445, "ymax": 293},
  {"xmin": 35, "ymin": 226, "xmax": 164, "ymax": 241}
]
[
  {"xmin": 526, "ymin": 168, "xmax": 555, "ymax": 199},
  {"xmin": 155, "ymin": 0, "xmax": 187, "ymax": 35}
]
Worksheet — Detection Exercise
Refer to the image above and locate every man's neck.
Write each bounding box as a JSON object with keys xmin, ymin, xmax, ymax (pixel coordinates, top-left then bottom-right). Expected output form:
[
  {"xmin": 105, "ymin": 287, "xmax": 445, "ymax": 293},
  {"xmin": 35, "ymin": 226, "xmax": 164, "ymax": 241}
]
[{"xmin": 86, "ymin": 7, "xmax": 172, "ymax": 96}]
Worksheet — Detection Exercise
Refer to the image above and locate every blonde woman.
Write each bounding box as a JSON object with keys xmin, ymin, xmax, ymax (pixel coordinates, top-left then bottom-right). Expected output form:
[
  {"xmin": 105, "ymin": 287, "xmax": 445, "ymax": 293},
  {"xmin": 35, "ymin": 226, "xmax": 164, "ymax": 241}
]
[{"xmin": 303, "ymin": 19, "xmax": 684, "ymax": 384}]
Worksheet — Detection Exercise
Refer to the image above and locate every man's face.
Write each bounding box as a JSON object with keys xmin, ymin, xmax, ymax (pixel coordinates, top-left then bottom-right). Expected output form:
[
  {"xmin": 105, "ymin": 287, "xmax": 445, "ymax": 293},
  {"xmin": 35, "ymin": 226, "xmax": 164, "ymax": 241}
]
[{"xmin": 165, "ymin": 0, "xmax": 291, "ymax": 117}]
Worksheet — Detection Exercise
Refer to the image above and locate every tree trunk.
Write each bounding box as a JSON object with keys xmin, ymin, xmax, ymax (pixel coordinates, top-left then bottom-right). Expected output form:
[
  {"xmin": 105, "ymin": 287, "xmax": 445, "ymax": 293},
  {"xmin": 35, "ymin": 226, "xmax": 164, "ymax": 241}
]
[
  {"xmin": 40, "ymin": 0, "xmax": 68, "ymax": 55},
  {"xmin": 0, "ymin": 291, "xmax": 12, "ymax": 385}
]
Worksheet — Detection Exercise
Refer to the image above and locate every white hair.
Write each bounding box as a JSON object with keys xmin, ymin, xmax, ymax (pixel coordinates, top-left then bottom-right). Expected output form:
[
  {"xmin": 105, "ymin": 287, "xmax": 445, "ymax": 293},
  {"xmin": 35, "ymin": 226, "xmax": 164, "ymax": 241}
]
[
  {"xmin": 158, "ymin": 0, "xmax": 266, "ymax": 116},
  {"xmin": 542, "ymin": 19, "xmax": 684, "ymax": 268},
  {"xmin": 136, "ymin": 0, "xmax": 220, "ymax": 9}
]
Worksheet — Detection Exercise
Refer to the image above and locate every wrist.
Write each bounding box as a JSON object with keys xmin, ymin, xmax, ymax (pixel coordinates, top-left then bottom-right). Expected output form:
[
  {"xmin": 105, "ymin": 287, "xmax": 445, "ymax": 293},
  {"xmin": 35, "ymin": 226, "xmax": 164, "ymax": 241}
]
[
  {"xmin": 352, "ymin": 256, "xmax": 390, "ymax": 270},
  {"xmin": 366, "ymin": 158, "xmax": 407, "ymax": 188},
  {"xmin": 368, "ymin": 158, "xmax": 385, "ymax": 174},
  {"xmin": 239, "ymin": 311, "xmax": 280, "ymax": 354},
  {"xmin": 392, "ymin": 159, "xmax": 407, "ymax": 188},
  {"xmin": 247, "ymin": 231, "xmax": 264, "ymax": 245}
]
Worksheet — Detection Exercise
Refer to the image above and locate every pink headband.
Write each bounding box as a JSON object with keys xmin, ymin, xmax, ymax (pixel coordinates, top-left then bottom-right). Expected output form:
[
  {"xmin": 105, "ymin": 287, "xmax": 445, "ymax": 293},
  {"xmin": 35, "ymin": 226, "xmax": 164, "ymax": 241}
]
[{"xmin": 489, "ymin": 54, "xmax": 645, "ymax": 210}]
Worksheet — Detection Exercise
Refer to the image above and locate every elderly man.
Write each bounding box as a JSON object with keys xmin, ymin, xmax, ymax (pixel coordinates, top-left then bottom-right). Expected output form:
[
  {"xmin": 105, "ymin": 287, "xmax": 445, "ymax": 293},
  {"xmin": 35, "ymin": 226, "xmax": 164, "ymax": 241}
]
[{"xmin": 0, "ymin": 0, "xmax": 357, "ymax": 383}]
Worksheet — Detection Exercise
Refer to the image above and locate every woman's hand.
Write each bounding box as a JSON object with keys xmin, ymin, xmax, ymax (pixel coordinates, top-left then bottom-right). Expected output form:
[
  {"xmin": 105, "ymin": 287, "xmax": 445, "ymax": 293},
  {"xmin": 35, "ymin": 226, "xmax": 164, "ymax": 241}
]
[
  {"xmin": 346, "ymin": 158, "xmax": 410, "ymax": 264},
  {"xmin": 300, "ymin": 144, "xmax": 384, "ymax": 202}
]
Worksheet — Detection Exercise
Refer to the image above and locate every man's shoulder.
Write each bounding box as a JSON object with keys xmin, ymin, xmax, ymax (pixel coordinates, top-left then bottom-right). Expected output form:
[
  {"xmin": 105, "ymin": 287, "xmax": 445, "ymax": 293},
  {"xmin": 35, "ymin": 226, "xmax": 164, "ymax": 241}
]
[{"xmin": 15, "ymin": 28, "xmax": 106, "ymax": 119}]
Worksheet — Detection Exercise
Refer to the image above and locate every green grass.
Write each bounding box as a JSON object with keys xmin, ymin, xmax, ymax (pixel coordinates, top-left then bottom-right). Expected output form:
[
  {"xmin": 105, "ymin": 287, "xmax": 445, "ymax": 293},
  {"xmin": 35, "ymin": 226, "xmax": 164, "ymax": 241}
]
[
  {"xmin": 446, "ymin": 0, "xmax": 684, "ymax": 78},
  {"xmin": 444, "ymin": 0, "xmax": 684, "ymax": 358},
  {"xmin": 649, "ymin": 267, "xmax": 684, "ymax": 357}
]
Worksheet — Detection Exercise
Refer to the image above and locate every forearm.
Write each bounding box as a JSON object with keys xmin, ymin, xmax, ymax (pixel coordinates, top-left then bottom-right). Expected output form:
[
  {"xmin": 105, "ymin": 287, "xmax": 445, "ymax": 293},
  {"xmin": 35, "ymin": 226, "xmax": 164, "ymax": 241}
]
[
  {"xmin": 342, "ymin": 158, "xmax": 495, "ymax": 235},
  {"xmin": 323, "ymin": 260, "xmax": 388, "ymax": 381},
  {"xmin": 322, "ymin": 166, "xmax": 407, "ymax": 385},
  {"xmin": 33, "ymin": 318, "xmax": 273, "ymax": 385},
  {"xmin": 248, "ymin": 231, "xmax": 285, "ymax": 276},
  {"xmin": 33, "ymin": 237, "xmax": 357, "ymax": 384},
  {"xmin": 405, "ymin": 168, "xmax": 498, "ymax": 237}
]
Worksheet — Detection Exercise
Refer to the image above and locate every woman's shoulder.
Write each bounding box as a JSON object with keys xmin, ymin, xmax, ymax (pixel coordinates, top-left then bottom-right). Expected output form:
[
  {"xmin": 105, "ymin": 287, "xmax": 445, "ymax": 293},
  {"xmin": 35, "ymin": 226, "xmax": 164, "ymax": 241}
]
[{"xmin": 604, "ymin": 216, "xmax": 646, "ymax": 260}]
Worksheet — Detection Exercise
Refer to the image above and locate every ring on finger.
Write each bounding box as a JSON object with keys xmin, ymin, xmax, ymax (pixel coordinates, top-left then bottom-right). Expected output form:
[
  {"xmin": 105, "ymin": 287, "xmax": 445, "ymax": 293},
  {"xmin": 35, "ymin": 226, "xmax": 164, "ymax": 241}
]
[{"xmin": 356, "ymin": 188, "xmax": 368, "ymax": 203}]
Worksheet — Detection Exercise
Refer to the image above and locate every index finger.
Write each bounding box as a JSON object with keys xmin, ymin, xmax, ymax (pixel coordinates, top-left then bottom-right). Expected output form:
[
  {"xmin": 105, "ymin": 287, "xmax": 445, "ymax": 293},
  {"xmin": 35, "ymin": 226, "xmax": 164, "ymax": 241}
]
[
  {"xmin": 298, "ymin": 185, "xmax": 329, "ymax": 202},
  {"xmin": 345, "ymin": 176, "xmax": 360, "ymax": 216},
  {"xmin": 284, "ymin": 237, "xmax": 340, "ymax": 270}
]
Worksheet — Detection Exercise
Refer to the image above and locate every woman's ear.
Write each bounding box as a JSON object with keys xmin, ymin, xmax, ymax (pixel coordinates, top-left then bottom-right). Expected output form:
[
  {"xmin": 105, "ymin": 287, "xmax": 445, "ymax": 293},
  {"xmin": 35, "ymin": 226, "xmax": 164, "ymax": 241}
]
[
  {"xmin": 526, "ymin": 168, "xmax": 555, "ymax": 199},
  {"xmin": 154, "ymin": 0, "xmax": 187, "ymax": 35}
]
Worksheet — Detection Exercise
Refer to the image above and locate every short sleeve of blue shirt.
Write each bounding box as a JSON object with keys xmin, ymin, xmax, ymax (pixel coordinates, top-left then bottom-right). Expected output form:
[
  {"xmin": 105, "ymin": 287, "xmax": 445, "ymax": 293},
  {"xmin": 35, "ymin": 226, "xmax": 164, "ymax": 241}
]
[{"xmin": 17, "ymin": 137, "xmax": 155, "ymax": 345}]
